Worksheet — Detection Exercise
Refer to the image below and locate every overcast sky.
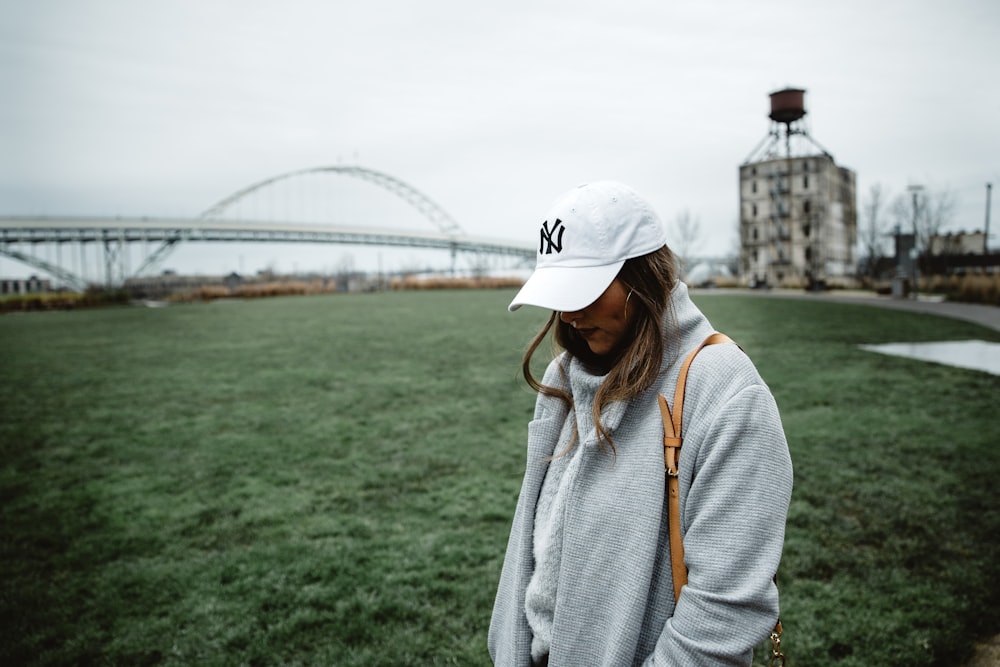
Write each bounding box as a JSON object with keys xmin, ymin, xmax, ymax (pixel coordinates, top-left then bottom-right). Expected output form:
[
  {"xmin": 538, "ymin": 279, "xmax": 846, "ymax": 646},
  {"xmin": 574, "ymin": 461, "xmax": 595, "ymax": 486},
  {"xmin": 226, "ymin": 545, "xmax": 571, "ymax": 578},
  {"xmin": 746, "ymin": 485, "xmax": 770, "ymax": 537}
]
[{"xmin": 2, "ymin": 0, "xmax": 998, "ymax": 278}]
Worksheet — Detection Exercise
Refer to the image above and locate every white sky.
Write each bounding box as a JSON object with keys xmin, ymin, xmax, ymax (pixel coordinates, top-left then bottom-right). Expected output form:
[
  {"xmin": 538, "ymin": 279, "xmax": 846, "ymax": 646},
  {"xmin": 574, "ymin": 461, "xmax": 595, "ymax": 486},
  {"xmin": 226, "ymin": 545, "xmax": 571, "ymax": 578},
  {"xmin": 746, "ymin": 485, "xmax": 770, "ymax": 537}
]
[{"xmin": 2, "ymin": 0, "xmax": 998, "ymax": 278}]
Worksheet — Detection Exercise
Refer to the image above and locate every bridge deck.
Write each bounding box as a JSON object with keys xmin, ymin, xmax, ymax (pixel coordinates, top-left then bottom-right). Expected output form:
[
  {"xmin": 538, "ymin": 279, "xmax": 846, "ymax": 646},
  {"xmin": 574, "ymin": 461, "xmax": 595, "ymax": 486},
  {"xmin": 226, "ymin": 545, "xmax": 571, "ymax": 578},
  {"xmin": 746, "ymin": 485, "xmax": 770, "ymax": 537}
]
[{"xmin": 0, "ymin": 216, "xmax": 534, "ymax": 257}]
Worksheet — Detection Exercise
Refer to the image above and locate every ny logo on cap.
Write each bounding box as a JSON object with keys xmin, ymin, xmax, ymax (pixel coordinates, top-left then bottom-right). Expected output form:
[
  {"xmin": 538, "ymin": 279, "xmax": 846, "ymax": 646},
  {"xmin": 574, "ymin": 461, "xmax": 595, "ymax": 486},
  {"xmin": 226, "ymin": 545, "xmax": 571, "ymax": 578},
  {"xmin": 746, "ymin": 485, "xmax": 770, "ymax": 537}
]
[{"xmin": 539, "ymin": 219, "xmax": 565, "ymax": 255}]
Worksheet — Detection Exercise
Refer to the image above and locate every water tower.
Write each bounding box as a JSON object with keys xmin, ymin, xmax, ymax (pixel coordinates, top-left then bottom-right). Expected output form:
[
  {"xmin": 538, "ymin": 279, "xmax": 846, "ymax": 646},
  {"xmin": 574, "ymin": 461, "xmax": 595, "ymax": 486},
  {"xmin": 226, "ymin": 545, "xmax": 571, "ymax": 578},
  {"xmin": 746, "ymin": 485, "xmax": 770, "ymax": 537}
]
[
  {"xmin": 738, "ymin": 87, "xmax": 857, "ymax": 289},
  {"xmin": 744, "ymin": 87, "xmax": 831, "ymax": 162},
  {"xmin": 769, "ymin": 88, "xmax": 806, "ymax": 123}
]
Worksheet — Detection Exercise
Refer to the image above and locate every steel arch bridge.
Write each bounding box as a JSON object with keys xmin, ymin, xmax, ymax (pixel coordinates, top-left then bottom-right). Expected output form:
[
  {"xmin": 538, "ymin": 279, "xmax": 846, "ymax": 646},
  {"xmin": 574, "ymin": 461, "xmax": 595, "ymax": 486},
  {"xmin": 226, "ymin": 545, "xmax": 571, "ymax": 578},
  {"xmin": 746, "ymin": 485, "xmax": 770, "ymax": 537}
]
[{"xmin": 0, "ymin": 166, "xmax": 533, "ymax": 291}]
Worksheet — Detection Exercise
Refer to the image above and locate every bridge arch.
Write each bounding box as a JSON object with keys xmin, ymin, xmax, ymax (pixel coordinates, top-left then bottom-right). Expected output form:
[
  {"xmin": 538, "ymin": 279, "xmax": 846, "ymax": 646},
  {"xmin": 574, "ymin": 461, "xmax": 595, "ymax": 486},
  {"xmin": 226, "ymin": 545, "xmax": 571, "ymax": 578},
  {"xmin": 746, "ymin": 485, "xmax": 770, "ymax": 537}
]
[
  {"xmin": 199, "ymin": 165, "xmax": 465, "ymax": 237},
  {"xmin": 0, "ymin": 165, "xmax": 533, "ymax": 290}
]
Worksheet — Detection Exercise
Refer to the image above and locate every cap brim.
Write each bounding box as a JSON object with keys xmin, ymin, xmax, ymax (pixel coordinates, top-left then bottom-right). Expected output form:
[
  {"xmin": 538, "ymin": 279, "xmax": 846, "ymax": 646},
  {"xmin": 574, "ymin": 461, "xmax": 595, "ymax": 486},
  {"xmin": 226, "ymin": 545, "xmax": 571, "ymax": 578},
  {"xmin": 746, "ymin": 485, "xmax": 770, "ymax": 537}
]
[{"xmin": 508, "ymin": 261, "xmax": 625, "ymax": 312}]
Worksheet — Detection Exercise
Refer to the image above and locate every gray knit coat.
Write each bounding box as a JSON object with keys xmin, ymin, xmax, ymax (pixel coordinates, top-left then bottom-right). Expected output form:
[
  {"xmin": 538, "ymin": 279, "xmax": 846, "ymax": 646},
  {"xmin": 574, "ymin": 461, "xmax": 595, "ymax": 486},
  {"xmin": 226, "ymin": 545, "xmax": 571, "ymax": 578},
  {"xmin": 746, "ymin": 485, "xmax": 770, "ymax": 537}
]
[{"xmin": 488, "ymin": 283, "xmax": 793, "ymax": 666}]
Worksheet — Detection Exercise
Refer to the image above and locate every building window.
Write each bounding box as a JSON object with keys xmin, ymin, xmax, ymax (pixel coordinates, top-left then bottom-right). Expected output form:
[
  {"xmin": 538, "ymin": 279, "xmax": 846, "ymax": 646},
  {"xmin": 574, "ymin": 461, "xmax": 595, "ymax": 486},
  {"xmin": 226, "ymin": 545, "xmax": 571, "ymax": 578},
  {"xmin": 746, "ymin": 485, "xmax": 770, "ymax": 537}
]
[
  {"xmin": 752, "ymin": 181, "xmax": 757, "ymax": 193},
  {"xmin": 803, "ymin": 200, "xmax": 811, "ymax": 214},
  {"xmin": 752, "ymin": 204, "xmax": 758, "ymax": 217},
  {"xmin": 803, "ymin": 174, "xmax": 809, "ymax": 189},
  {"xmin": 753, "ymin": 227, "xmax": 758, "ymax": 241}
]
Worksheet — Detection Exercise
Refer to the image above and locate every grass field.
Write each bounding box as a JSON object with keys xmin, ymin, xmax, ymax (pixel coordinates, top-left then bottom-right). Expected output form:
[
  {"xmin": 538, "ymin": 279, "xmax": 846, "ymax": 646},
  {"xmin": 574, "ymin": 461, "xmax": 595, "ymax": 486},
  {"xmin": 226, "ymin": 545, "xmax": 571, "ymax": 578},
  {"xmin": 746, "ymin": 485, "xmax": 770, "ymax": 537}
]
[{"xmin": 1, "ymin": 289, "xmax": 998, "ymax": 666}]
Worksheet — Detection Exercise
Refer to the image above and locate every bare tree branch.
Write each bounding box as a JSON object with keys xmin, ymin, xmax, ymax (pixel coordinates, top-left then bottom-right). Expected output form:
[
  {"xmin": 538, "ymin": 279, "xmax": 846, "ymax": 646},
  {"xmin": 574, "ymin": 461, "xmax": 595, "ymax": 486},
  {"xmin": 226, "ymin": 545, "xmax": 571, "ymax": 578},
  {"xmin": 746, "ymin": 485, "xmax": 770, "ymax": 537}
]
[
  {"xmin": 891, "ymin": 186, "xmax": 957, "ymax": 254},
  {"xmin": 670, "ymin": 209, "xmax": 702, "ymax": 277},
  {"xmin": 860, "ymin": 183, "xmax": 889, "ymax": 280},
  {"xmin": 924, "ymin": 188, "xmax": 957, "ymax": 241}
]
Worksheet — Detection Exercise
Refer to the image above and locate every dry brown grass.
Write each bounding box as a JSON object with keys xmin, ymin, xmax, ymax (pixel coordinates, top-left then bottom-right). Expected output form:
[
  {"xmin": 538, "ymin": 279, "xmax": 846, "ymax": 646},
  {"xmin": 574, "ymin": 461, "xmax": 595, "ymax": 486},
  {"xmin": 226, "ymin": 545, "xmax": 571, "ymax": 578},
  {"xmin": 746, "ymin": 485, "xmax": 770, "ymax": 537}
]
[
  {"xmin": 233, "ymin": 280, "xmax": 335, "ymax": 299},
  {"xmin": 167, "ymin": 280, "xmax": 336, "ymax": 303},
  {"xmin": 167, "ymin": 285, "xmax": 231, "ymax": 302},
  {"xmin": 924, "ymin": 273, "xmax": 1000, "ymax": 305},
  {"xmin": 0, "ymin": 289, "xmax": 130, "ymax": 313},
  {"xmin": 390, "ymin": 276, "xmax": 524, "ymax": 290},
  {"xmin": 714, "ymin": 276, "xmax": 742, "ymax": 289}
]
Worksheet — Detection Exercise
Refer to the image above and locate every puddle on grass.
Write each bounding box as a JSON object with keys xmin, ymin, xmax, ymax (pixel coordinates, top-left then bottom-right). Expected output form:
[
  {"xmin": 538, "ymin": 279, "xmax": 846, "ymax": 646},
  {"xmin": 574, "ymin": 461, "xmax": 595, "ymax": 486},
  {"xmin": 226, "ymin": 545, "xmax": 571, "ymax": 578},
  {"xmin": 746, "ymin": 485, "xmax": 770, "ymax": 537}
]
[{"xmin": 859, "ymin": 340, "xmax": 1000, "ymax": 377}]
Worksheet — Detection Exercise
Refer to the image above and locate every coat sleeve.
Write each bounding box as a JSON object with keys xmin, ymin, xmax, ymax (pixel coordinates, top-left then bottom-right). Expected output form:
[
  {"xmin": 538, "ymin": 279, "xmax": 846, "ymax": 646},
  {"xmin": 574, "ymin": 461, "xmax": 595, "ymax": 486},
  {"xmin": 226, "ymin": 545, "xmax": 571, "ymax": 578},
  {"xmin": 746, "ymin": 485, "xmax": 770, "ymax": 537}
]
[{"xmin": 644, "ymin": 348, "xmax": 793, "ymax": 666}]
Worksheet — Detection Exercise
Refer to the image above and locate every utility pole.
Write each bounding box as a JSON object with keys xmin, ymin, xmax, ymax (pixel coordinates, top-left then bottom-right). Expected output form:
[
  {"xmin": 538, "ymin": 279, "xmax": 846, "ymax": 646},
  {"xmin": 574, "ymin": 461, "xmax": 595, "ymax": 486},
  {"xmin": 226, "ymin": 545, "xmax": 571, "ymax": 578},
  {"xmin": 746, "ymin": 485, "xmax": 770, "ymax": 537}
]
[
  {"xmin": 986, "ymin": 183, "xmax": 992, "ymax": 256},
  {"xmin": 908, "ymin": 184, "xmax": 924, "ymax": 299}
]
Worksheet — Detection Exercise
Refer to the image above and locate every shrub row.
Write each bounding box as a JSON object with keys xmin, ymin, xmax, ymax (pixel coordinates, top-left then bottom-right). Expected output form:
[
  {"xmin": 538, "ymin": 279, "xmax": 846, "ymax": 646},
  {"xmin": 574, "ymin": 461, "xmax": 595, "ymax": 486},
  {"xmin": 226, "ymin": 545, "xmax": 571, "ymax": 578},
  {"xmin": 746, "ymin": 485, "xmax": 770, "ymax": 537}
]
[
  {"xmin": 390, "ymin": 276, "xmax": 524, "ymax": 290},
  {"xmin": 923, "ymin": 273, "xmax": 1000, "ymax": 305},
  {"xmin": 166, "ymin": 280, "xmax": 337, "ymax": 303},
  {"xmin": 0, "ymin": 289, "xmax": 130, "ymax": 313},
  {"xmin": 5, "ymin": 273, "xmax": 998, "ymax": 311}
]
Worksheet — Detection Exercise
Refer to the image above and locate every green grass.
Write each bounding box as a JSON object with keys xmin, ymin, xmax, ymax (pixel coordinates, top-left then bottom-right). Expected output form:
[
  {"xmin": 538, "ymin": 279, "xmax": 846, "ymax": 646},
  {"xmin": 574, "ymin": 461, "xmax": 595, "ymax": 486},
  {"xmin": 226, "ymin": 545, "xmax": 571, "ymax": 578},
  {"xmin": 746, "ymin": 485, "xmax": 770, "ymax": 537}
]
[{"xmin": 1, "ymin": 290, "xmax": 998, "ymax": 666}]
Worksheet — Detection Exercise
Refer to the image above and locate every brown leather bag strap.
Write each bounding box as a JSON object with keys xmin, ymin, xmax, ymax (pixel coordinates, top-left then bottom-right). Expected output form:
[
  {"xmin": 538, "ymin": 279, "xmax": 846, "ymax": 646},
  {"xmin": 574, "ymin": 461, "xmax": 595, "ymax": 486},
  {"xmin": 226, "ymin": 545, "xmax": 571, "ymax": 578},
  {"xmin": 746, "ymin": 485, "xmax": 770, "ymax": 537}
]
[
  {"xmin": 657, "ymin": 334, "xmax": 785, "ymax": 663},
  {"xmin": 657, "ymin": 332, "xmax": 734, "ymax": 602}
]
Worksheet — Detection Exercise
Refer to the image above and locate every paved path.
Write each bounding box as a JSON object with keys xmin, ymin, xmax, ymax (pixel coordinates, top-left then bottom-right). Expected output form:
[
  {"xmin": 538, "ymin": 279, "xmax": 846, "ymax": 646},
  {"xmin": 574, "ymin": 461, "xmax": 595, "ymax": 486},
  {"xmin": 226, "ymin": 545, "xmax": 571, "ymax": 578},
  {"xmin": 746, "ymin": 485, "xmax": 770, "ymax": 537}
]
[{"xmin": 700, "ymin": 288, "xmax": 1000, "ymax": 333}]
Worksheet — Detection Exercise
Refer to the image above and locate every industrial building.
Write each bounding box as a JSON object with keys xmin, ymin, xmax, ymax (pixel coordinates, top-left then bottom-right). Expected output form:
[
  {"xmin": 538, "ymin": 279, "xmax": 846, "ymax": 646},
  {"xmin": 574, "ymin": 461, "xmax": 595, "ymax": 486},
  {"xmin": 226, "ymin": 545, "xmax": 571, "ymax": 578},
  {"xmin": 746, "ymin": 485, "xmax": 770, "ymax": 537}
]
[
  {"xmin": 739, "ymin": 88, "xmax": 857, "ymax": 288},
  {"xmin": 0, "ymin": 275, "xmax": 51, "ymax": 295}
]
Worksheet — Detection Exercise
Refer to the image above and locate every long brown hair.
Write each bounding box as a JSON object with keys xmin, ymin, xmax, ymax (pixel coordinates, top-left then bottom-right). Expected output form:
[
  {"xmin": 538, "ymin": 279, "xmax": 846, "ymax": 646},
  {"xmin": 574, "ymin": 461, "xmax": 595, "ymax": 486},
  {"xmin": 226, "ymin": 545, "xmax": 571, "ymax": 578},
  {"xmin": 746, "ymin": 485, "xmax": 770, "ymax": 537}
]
[{"xmin": 520, "ymin": 245, "xmax": 680, "ymax": 453}]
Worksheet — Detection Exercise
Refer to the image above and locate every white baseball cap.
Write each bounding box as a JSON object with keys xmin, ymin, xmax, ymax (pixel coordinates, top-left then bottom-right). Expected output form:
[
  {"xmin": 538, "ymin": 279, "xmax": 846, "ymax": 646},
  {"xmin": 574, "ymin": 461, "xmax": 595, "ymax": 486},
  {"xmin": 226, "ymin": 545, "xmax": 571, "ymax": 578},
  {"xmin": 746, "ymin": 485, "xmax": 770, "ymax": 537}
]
[{"xmin": 508, "ymin": 181, "xmax": 666, "ymax": 312}]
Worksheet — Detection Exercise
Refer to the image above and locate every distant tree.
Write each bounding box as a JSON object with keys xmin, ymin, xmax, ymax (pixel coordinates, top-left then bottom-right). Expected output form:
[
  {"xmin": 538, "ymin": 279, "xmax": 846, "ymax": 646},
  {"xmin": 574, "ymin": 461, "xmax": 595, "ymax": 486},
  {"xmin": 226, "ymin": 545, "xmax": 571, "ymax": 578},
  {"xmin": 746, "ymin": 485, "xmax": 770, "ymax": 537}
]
[
  {"xmin": 890, "ymin": 185, "xmax": 957, "ymax": 289},
  {"xmin": 891, "ymin": 186, "xmax": 957, "ymax": 255},
  {"xmin": 465, "ymin": 251, "xmax": 491, "ymax": 279},
  {"xmin": 333, "ymin": 253, "xmax": 357, "ymax": 290},
  {"xmin": 334, "ymin": 252, "xmax": 356, "ymax": 278},
  {"xmin": 670, "ymin": 209, "xmax": 702, "ymax": 278},
  {"xmin": 727, "ymin": 222, "xmax": 742, "ymax": 277},
  {"xmin": 258, "ymin": 261, "xmax": 278, "ymax": 280},
  {"xmin": 924, "ymin": 188, "xmax": 958, "ymax": 246},
  {"xmin": 859, "ymin": 183, "xmax": 889, "ymax": 281}
]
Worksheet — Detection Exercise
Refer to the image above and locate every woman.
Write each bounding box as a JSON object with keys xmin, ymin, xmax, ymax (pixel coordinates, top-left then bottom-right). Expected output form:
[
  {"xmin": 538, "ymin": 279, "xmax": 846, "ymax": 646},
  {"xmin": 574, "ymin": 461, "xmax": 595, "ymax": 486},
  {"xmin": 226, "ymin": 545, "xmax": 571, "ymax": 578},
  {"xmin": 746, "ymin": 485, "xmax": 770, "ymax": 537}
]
[{"xmin": 488, "ymin": 182, "xmax": 793, "ymax": 666}]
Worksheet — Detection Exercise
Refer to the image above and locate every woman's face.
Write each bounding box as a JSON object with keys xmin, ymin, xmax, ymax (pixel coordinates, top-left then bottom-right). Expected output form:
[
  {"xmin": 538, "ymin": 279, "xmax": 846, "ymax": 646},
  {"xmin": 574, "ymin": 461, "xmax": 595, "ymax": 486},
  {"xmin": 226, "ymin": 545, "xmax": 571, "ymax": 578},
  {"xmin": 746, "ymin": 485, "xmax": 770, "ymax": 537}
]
[{"xmin": 559, "ymin": 279, "xmax": 632, "ymax": 357}]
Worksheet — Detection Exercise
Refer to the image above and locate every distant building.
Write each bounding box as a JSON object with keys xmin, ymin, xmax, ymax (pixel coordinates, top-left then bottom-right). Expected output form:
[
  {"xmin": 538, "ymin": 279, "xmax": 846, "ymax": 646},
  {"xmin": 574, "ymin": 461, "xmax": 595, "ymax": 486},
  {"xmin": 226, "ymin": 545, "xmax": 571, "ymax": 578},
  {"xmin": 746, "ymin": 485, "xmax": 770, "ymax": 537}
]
[
  {"xmin": 1, "ymin": 275, "xmax": 51, "ymax": 295},
  {"xmin": 739, "ymin": 88, "xmax": 857, "ymax": 288},
  {"xmin": 929, "ymin": 231, "xmax": 986, "ymax": 256},
  {"xmin": 921, "ymin": 230, "xmax": 998, "ymax": 277}
]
